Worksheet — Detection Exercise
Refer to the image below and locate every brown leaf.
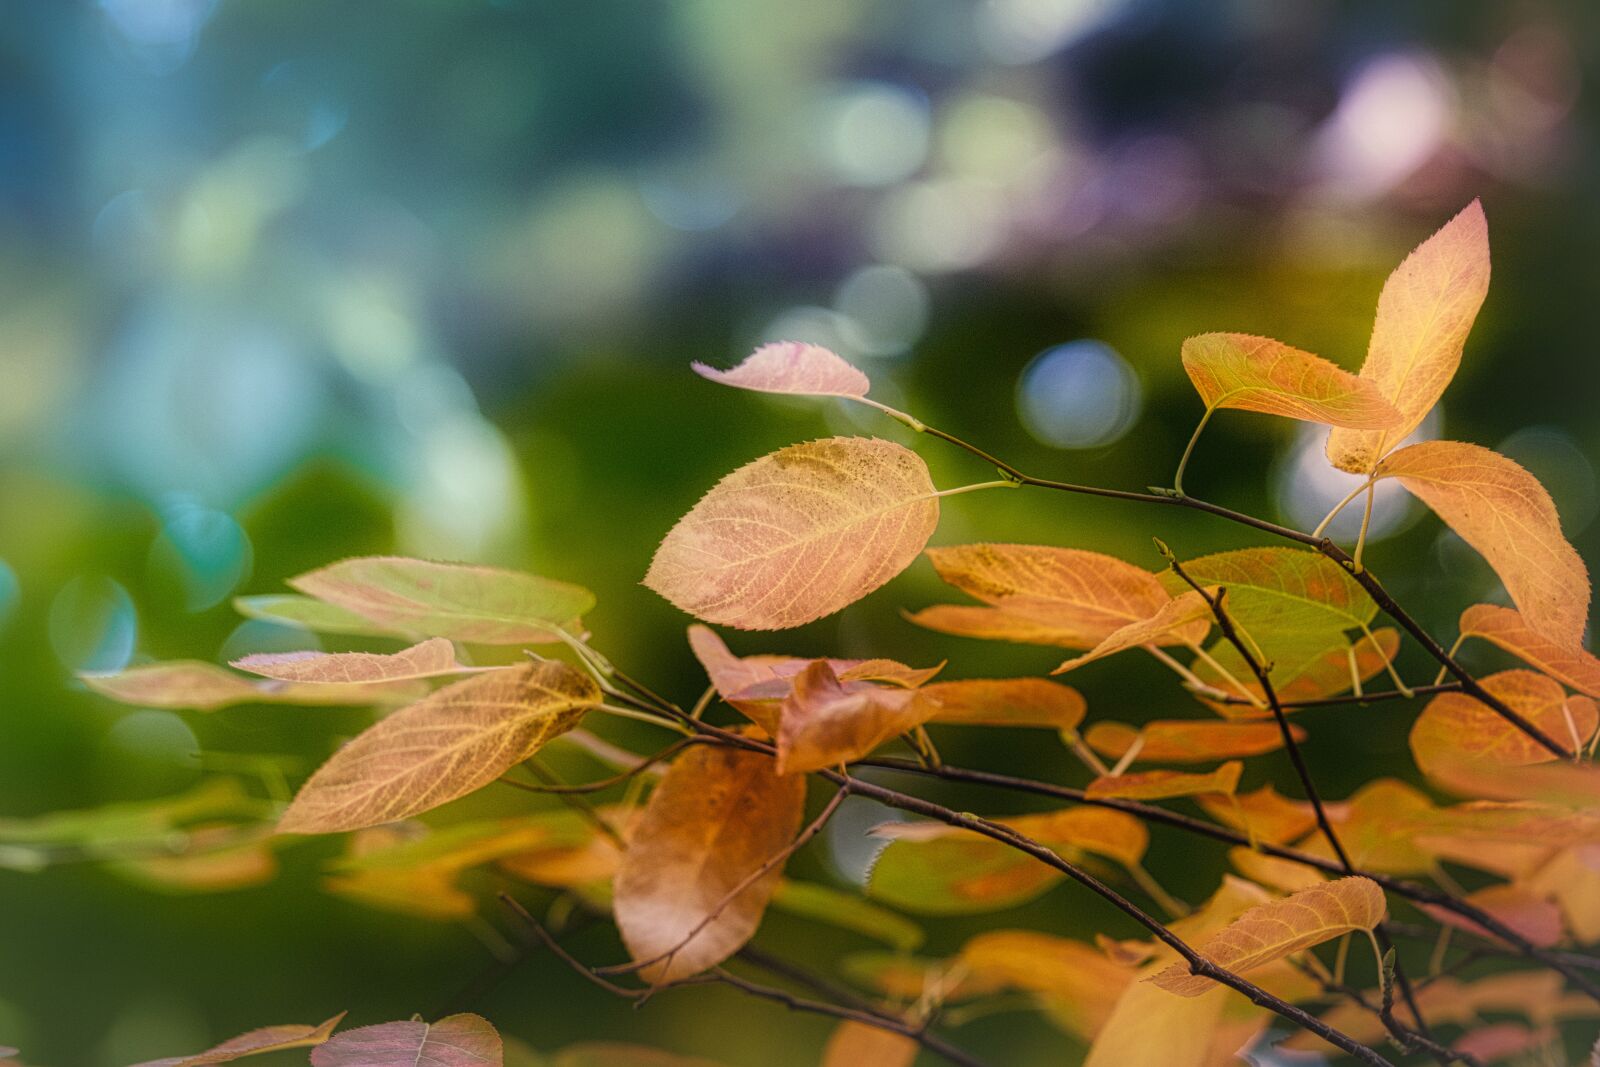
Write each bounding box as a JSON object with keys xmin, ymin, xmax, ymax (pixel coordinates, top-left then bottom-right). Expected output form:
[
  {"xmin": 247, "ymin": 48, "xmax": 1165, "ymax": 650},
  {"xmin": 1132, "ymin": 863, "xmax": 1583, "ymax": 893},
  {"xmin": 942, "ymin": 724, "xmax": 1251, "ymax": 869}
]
[
  {"xmin": 1150, "ymin": 876, "xmax": 1386, "ymax": 996},
  {"xmin": 915, "ymin": 677, "xmax": 1086, "ymax": 730},
  {"xmin": 1410, "ymin": 669, "xmax": 1596, "ymax": 777},
  {"xmin": 1052, "ymin": 591, "xmax": 1216, "ymax": 675},
  {"xmin": 645, "ymin": 437, "xmax": 939, "ymax": 630},
  {"xmin": 278, "ymin": 661, "xmax": 598, "ymax": 834},
  {"xmin": 1181, "ymin": 333, "xmax": 1399, "ymax": 428},
  {"xmin": 1377, "ymin": 440, "xmax": 1589, "ymax": 647},
  {"xmin": 1084, "ymin": 720, "xmax": 1302, "ymax": 764},
  {"xmin": 1086, "ymin": 762, "xmax": 1243, "ymax": 802},
  {"xmin": 80, "ymin": 660, "xmax": 424, "ymax": 711},
  {"xmin": 232, "ymin": 638, "xmax": 468, "ymax": 683},
  {"xmin": 1326, "ymin": 200, "xmax": 1490, "ymax": 473},
  {"xmin": 310, "ymin": 1013, "xmax": 500, "ymax": 1067},
  {"xmin": 132, "ymin": 1015, "xmax": 345, "ymax": 1067},
  {"xmin": 1460, "ymin": 603, "xmax": 1600, "ymax": 700},
  {"xmin": 693, "ymin": 341, "xmax": 870, "ymax": 399},
  {"xmin": 776, "ymin": 660, "xmax": 929, "ymax": 774},
  {"xmin": 614, "ymin": 741, "xmax": 806, "ymax": 983},
  {"xmin": 818, "ymin": 1022, "xmax": 916, "ymax": 1067}
]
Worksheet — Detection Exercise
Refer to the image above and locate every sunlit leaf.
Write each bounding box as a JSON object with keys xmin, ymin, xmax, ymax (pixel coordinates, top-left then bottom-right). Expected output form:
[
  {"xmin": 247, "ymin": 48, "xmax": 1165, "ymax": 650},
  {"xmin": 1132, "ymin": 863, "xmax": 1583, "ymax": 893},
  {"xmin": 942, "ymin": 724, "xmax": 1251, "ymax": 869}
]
[
  {"xmin": 770, "ymin": 879, "xmax": 924, "ymax": 951},
  {"xmin": 1181, "ymin": 333, "xmax": 1399, "ymax": 428},
  {"xmin": 233, "ymin": 594, "xmax": 412, "ymax": 638},
  {"xmin": 1326, "ymin": 200, "xmax": 1490, "ymax": 473},
  {"xmin": 1410, "ymin": 669, "xmax": 1596, "ymax": 776},
  {"xmin": 290, "ymin": 556, "xmax": 594, "ymax": 645},
  {"xmin": 819, "ymin": 1022, "xmax": 916, "ymax": 1067},
  {"xmin": 1196, "ymin": 785, "xmax": 1315, "ymax": 846},
  {"xmin": 1083, "ymin": 720, "xmax": 1302, "ymax": 764},
  {"xmin": 1460, "ymin": 603, "xmax": 1600, "ymax": 700},
  {"xmin": 232, "ymin": 638, "xmax": 472, "ymax": 684},
  {"xmin": 1157, "ymin": 547, "xmax": 1376, "ymax": 643},
  {"xmin": 133, "ymin": 1014, "xmax": 345, "ymax": 1067},
  {"xmin": 81, "ymin": 660, "xmax": 425, "ymax": 711},
  {"xmin": 1295, "ymin": 779, "xmax": 1439, "ymax": 874},
  {"xmin": 310, "ymin": 1013, "xmax": 500, "ymax": 1067},
  {"xmin": 693, "ymin": 341, "xmax": 870, "ymax": 399},
  {"xmin": 614, "ymin": 740, "xmax": 806, "ymax": 983},
  {"xmin": 1150, "ymin": 876, "xmax": 1385, "ymax": 996},
  {"xmin": 1052, "ymin": 591, "xmax": 1215, "ymax": 675},
  {"xmin": 959, "ymin": 930, "xmax": 1134, "ymax": 1040},
  {"xmin": 278, "ymin": 661, "xmax": 598, "ymax": 834},
  {"xmin": 916, "ymin": 677, "xmax": 1086, "ymax": 730},
  {"xmin": 1085, "ymin": 762, "xmax": 1243, "ymax": 802},
  {"xmin": 1377, "ymin": 440, "xmax": 1589, "ymax": 648},
  {"xmin": 777, "ymin": 660, "xmax": 930, "ymax": 774}
]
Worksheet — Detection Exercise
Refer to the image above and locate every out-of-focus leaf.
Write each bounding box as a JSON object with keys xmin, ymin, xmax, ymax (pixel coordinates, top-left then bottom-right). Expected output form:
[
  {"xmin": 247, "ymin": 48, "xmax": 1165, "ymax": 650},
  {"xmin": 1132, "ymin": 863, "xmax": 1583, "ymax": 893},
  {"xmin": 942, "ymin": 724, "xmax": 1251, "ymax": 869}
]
[
  {"xmin": 232, "ymin": 638, "xmax": 471, "ymax": 683},
  {"xmin": 550, "ymin": 1045, "xmax": 729, "ymax": 1067},
  {"xmin": 818, "ymin": 1022, "xmax": 916, "ymax": 1067},
  {"xmin": 1086, "ymin": 762, "xmax": 1243, "ymax": 802},
  {"xmin": 310, "ymin": 1013, "xmax": 500, "ymax": 1066},
  {"xmin": 1418, "ymin": 884, "xmax": 1564, "ymax": 948},
  {"xmin": 291, "ymin": 556, "xmax": 593, "ymax": 645},
  {"xmin": 1180, "ymin": 333, "xmax": 1399, "ymax": 427},
  {"xmin": 81, "ymin": 660, "xmax": 425, "ymax": 710},
  {"xmin": 1196, "ymin": 785, "xmax": 1314, "ymax": 846},
  {"xmin": 132, "ymin": 1014, "xmax": 345, "ymax": 1066},
  {"xmin": 279, "ymin": 662, "xmax": 597, "ymax": 834},
  {"xmin": 1410, "ymin": 669, "xmax": 1596, "ymax": 776},
  {"xmin": 1227, "ymin": 847, "xmax": 1325, "ymax": 893},
  {"xmin": 693, "ymin": 341, "xmax": 870, "ymax": 399},
  {"xmin": 1083, "ymin": 720, "xmax": 1302, "ymax": 764},
  {"xmin": 0, "ymin": 778, "xmax": 268, "ymax": 851},
  {"xmin": 1524, "ymin": 845, "xmax": 1600, "ymax": 942},
  {"xmin": 959, "ymin": 930, "xmax": 1135, "ymax": 1040},
  {"xmin": 233, "ymin": 594, "xmax": 413, "ymax": 638},
  {"xmin": 111, "ymin": 825, "xmax": 278, "ymax": 894},
  {"xmin": 770, "ymin": 879, "xmax": 924, "ymax": 951},
  {"xmin": 840, "ymin": 952, "xmax": 998, "ymax": 1003},
  {"xmin": 916, "ymin": 677, "xmax": 1085, "ymax": 730},
  {"xmin": 1460, "ymin": 603, "xmax": 1600, "ymax": 700},
  {"xmin": 1294, "ymin": 779, "xmax": 1438, "ymax": 875},
  {"xmin": 614, "ymin": 740, "xmax": 806, "ymax": 983},
  {"xmin": 645, "ymin": 437, "xmax": 939, "ymax": 631},
  {"xmin": 1052, "ymin": 592, "xmax": 1216, "ymax": 675}
]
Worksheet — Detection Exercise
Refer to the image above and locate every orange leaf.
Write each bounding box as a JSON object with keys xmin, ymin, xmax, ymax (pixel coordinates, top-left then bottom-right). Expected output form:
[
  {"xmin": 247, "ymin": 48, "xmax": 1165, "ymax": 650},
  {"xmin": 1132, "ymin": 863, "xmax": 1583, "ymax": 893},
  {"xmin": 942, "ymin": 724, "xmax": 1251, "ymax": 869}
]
[
  {"xmin": 1460, "ymin": 603, "xmax": 1600, "ymax": 700},
  {"xmin": 903, "ymin": 603, "xmax": 1098, "ymax": 649},
  {"xmin": 645, "ymin": 437, "xmax": 939, "ymax": 630},
  {"xmin": 819, "ymin": 1022, "xmax": 916, "ymax": 1067},
  {"xmin": 693, "ymin": 341, "xmax": 870, "ymax": 399},
  {"xmin": 1296, "ymin": 779, "xmax": 1438, "ymax": 875},
  {"xmin": 959, "ymin": 930, "xmax": 1134, "ymax": 1040},
  {"xmin": 1197, "ymin": 785, "xmax": 1315, "ymax": 846},
  {"xmin": 1228, "ymin": 847, "xmax": 1325, "ymax": 893},
  {"xmin": 311, "ymin": 1014, "xmax": 499, "ymax": 1066},
  {"xmin": 1181, "ymin": 333, "xmax": 1399, "ymax": 428},
  {"xmin": 916, "ymin": 677, "xmax": 1086, "ymax": 730},
  {"xmin": 133, "ymin": 1015, "xmax": 346, "ymax": 1067},
  {"xmin": 614, "ymin": 741, "xmax": 806, "ymax": 983},
  {"xmin": 1326, "ymin": 200, "xmax": 1490, "ymax": 473},
  {"xmin": 1150, "ymin": 876, "xmax": 1386, "ymax": 996},
  {"xmin": 1084, "ymin": 720, "xmax": 1302, "ymax": 764},
  {"xmin": 1410, "ymin": 669, "xmax": 1596, "ymax": 777},
  {"xmin": 278, "ymin": 661, "xmax": 597, "ymax": 834},
  {"xmin": 1086, "ymin": 762, "xmax": 1243, "ymax": 802},
  {"xmin": 232, "ymin": 637, "xmax": 468, "ymax": 683},
  {"xmin": 1052, "ymin": 591, "xmax": 1215, "ymax": 675},
  {"xmin": 1376, "ymin": 440, "xmax": 1589, "ymax": 648},
  {"xmin": 776, "ymin": 660, "xmax": 929, "ymax": 774}
]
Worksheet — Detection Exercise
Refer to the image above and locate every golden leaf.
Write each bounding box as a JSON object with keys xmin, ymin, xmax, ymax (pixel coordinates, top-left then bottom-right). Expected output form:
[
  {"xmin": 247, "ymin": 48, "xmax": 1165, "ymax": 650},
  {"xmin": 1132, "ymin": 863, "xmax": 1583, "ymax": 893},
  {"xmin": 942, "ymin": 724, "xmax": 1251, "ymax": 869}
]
[
  {"xmin": 278, "ymin": 662, "xmax": 597, "ymax": 834},
  {"xmin": 1460, "ymin": 603, "xmax": 1600, "ymax": 700},
  {"xmin": 1377, "ymin": 440, "xmax": 1589, "ymax": 648},
  {"xmin": 1051, "ymin": 591, "xmax": 1216, "ymax": 675},
  {"xmin": 1150, "ymin": 876, "xmax": 1386, "ymax": 996},
  {"xmin": 613, "ymin": 741, "xmax": 806, "ymax": 983},
  {"xmin": 1326, "ymin": 200, "xmax": 1490, "ymax": 473},
  {"xmin": 1083, "ymin": 720, "xmax": 1302, "ymax": 764},
  {"xmin": 1086, "ymin": 762, "xmax": 1243, "ymax": 802},
  {"xmin": 915, "ymin": 677, "xmax": 1086, "ymax": 730},
  {"xmin": 132, "ymin": 1014, "xmax": 346, "ymax": 1067},
  {"xmin": 1197, "ymin": 785, "xmax": 1315, "ymax": 846},
  {"xmin": 903, "ymin": 603, "xmax": 1099, "ymax": 648},
  {"xmin": 1228, "ymin": 847, "xmax": 1325, "ymax": 893},
  {"xmin": 819, "ymin": 1022, "xmax": 916, "ymax": 1067},
  {"xmin": 232, "ymin": 637, "xmax": 468, "ymax": 683},
  {"xmin": 693, "ymin": 341, "xmax": 870, "ymax": 399},
  {"xmin": 645, "ymin": 437, "xmax": 939, "ymax": 630},
  {"xmin": 1181, "ymin": 333, "xmax": 1399, "ymax": 427},
  {"xmin": 1410, "ymin": 669, "xmax": 1596, "ymax": 777}
]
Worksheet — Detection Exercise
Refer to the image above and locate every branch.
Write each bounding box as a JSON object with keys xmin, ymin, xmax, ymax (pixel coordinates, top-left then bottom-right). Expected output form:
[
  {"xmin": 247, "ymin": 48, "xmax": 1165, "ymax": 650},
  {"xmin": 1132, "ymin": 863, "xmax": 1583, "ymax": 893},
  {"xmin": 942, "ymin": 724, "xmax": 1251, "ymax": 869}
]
[
  {"xmin": 1287, "ymin": 958, "xmax": 1486, "ymax": 1067},
  {"xmin": 1206, "ymin": 682, "xmax": 1465, "ymax": 710}
]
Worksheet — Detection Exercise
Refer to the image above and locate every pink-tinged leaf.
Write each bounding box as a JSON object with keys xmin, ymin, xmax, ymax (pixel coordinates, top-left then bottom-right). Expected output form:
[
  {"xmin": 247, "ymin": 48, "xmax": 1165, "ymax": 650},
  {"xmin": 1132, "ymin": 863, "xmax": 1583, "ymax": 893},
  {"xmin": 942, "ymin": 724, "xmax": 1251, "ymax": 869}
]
[
  {"xmin": 1425, "ymin": 756, "xmax": 1600, "ymax": 808},
  {"xmin": 80, "ymin": 660, "xmax": 424, "ymax": 711},
  {"xmin": 310, "ymin": 1013, "xmax": 500, "ymax": 1067},
  {"xmin": 132, "ymin": 1014, "xmax": 346, "ymax": 1066},
  {"xmin": 1086, "ymin": 762, "xmax": 1243, "ymax": 802},
  {"xmin": 916, "ymin": 677, "xmax": 1086, "ymax": 730},
  {"xmin": 1051, "ymin": 591, "xmax": 1215, "ymax": 675},
  {"xmin": 1377, "ymin": 440, "xmax": 1589, "ymax": 648},
  {"xmin": 1084, "ymin": 720, "xmax": 1302, "ymax": 764},
  {"xmin": 645, "ymin": 437, "xmax": 939, "ymax": 630},
  {"xmin": 1460, "ymin": 603, "xmax": 1600, "ymax": 700},
  {"xmin": 1418, "ymin": 884, "xmax": 1564, "ymax": 948},
  {"xmin": 1455, "ymin": 1023, "xmax": 1554, "ymax": 1064},
  {"xmin": 692, "ymin": 341, "xmax": 870, "ymax": 400},
  {"xmin": 232, "ymin": 638, "xmax": 469, "ymax": 684},
  {"xmin": 776, "ymin": 661, "xmax": 929, "ymax": 775},
  {"xmin": 1181, "ymin": 333, "xmax": 1400, "ymax": 428},
  {"xmin": 1326, "ymin": 200, "xmax": 1490, "ymax": 473},
  {"xmin": 1410, "ymin": 669, "xmax": 1596, "ymax": 777},
  {"xmin": 819, "ymin": 1022, "xmax": 916, "ymax": 1067}
]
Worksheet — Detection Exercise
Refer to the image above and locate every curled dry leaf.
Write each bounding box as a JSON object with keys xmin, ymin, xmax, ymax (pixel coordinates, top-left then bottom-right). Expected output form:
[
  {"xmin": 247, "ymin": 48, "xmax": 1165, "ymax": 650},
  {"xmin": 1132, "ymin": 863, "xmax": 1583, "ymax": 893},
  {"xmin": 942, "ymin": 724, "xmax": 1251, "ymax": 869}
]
[
  {"xmin": 310, "ymin": 1013, "xmax": 500, "ymax": 1067},
  {"xmin": 80, "ymin": 660, "xmax": 424, "ymax": 711},
  {"xmin": 232, "ymin": 637, "xmax": 468, "ymax": 684},
  {"xmin": 1410, "ymin": 669, "xmax": 1597, "ymax": 777},
  {"xmin": 776, "ymin": 660, "xmax": 930, "ymax": 774},
  {"xmin": 290, "ymin": 556, "xmax": 594, "ymax": 645},
  {"xmin": 916, "ymin": 677, "xmax": 1086, "ymax": 730},
  {"xmin": 132, "ymin": 1014, "xmax": 346, "ymax": 1067},
  {"xmin": 958, "ymin": 930, "xmax": 1134, "ymax": 1040},
  {"xmin": 1086, "ymin": 761, "xmax": 1243, "ymax": 802},
  {"xmin": 278, "ymin": 661, "xmax": 598, "ymax": 834},
  {"xmin": 1052, "ymin": 591, "xmax": 1216, "ymax": 675},
  {"xmin": 1377, "ymin": 440, "xmax": 1589, "ymax": 648},
  {"xmin": 692, "ymin": 341, "xmax": 870, "ymax": 399},
  {"xmin": 1083, "ymin": 720, "xmax": 1303, "ymax": 764},
  {"xmin": 1150, "ymin": 876, "xmax": 1386, "ymax": 996},
  {"xmin": 1180, "ymin": 333, "xmax": 1400, "ymax": 428},
  {"xmin": 819, "ymin": 1021, "xmax": 917, "ymax": 1067},
  {"xmin": 614, "ymin": 740, "xmax": 806, "ymax": 984},
  {"xmin": 1460, "ymin": 604, "xmax": 1600, "ymax": 700},
  {"xmin": 1326, "ymin": 199, "xmax": 1490, "ymax": 473},
  {"xmin": 645, "ymin": 437, "xmax": 940, "ymax": 630}
]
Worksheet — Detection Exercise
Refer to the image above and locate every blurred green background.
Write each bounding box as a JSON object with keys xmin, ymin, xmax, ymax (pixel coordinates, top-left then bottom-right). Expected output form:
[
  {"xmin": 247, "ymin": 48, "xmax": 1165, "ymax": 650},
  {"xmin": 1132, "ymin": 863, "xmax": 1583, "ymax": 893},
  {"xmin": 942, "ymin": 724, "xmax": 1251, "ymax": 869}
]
[{"xmin": 1, "ymin": 1, "xmax": 1597, "ymax": 1063}]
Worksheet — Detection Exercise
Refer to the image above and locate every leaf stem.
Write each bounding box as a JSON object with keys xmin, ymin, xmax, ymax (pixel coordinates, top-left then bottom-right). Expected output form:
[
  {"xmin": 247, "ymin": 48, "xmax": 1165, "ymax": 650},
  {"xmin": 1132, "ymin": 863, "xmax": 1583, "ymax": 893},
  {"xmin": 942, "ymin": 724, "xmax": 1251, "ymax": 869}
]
[
  {"xmin": 1172, "ymin": 406, "xmax": 1214, "ymax": 497},
  {"xmin": 1312, "ymin": 478, "xmax": 1375, "ymax": 539}
]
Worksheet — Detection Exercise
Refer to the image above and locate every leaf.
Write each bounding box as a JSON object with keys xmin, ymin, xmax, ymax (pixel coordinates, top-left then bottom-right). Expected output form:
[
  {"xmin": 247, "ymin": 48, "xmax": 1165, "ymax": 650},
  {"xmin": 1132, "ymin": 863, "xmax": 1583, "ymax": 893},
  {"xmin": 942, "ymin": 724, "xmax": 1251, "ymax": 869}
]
[
  {"xmin": 278, "ymin": 661, "xmax": 598, "ymax": 834},
  {"xmin": 1417, "ymin": 884, "xmax": 1564, "ymax": 948},
  {"xmin": 1086, "ymin": 762, "xmax": 1243, "ymax": 802},
  {"xmin": 112, "ymin": 827, "xmax": 279, "ymax": 894},
  {"xmin": 1157, "ymin": 547, "xmax": 1376, "ymax": 643},
  {"xmin": 903, "ymin": 603, "xmax": 1097, "ymax": 648},
  {"xmin": 234, "ymin": 594, "xmax": 412, "ymax": 638},
  {"xmin": 1150, "ymin": 876, "xmax": 1386, "ymax": 996},
  {"xmin": 1199, "ymin": 629, "xmax": 1399, "ymax": 719},
  {"xmin": 922, "ymin": 543, "xmax": 1185, "ymax": 650},
  {"xmin": 1197, "ymin": 785, "xmax": 1315, "ymax": 846},
  {"xmin": 232, "ymin": 638, "xmax": 470, "ymax": 683},
  {"xmin": 132, "ymin": 1014, "xmax": 346, "ymax": 1067},
  {"xmin": 1296, "ymin": 779, "xmax": 1439, "ymax": 875},
  {"xmin": 646, "ymin": 437, "xmax": 940, "ymax": 630},
  {"xmin": 0, "ymin": 778, "xmax": 268, "ymax": 850},
  {"xmin": 776, "ymin": 660, "xmax": 929, "ymax": 774},
  {"xmin": 549, "ymin": 1045, "xmax": 730, "ymax": 1067},
  {"xmin": 80, "ymin": 660, "xmax": 424, "ymax": 711},
  {"xmin": 819, "ymin": 1022, "xmax": 916, "ymax": 1067},
  {"xmin": 1083, "ymin": 720, "xmax": 1302, "ymax": 764},
  {"xmin": 1523, "ymin": 845, "xmax": 1600, "ymax": 942},
  {"xmin": 1326, "ymin": 200, "xmax": 1491, "ymax": 473},
  {"xmin": 310, "ymin": 1013, "xmax": 500, "ymax": 1067},
  {"xmin": 1051, "ymin": 591, "xmax": 1216, "ymax": 675},
  {"xmin": 840, "ymin": 952, "xmax": 999, "ymax": 1002},
  {"xmin": 959, "ymin": 930, "xmax": 1134, "ymax": 1040},
  {"xmin": 1180, "ymin": 333, "xmax": 1399, "ymax": 428},
  {"xmin": 915, "ymin": 677, "xmax": 1086, "ymax": 730},
  {"xmin": 1410, "ymin": 669, "xmax": 1596, "ymax": 777},
  {"xmin": 290, "ymin": 556, "xmax": 594, "ymax": 645},
  {"xmin": 613, "ymin": 740, "xmax": 806, "ymax": 983},
  {"xmin": 692, "ymin": 341, "xmax": 870, "ymax": 399},
  {"xmin": 1228, "ymin": 847, "xmax": 1325, "ymax": 893},
  {"xmin": 1460, "ymin": 604, "xmax": 1600, "ymax": 700},
  {"xmin": 1377, "ymin": 440, "xmax": 1589, "ymax": 647},
  {"xmin": 770, "ymin": 879, "xmax": 924, "ymax": 951}
]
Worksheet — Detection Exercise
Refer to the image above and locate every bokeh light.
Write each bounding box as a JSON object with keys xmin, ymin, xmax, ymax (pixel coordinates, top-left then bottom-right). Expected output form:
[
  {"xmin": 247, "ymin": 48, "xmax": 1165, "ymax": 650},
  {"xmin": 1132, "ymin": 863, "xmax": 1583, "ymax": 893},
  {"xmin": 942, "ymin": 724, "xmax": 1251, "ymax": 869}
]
[
  {"xmin": 48, "ymin": 576, "xmax": 137, "ymax": 674},
  {"xmin": 1015, "ymin": 340, "xmax": 1142, "ymax": 449}
]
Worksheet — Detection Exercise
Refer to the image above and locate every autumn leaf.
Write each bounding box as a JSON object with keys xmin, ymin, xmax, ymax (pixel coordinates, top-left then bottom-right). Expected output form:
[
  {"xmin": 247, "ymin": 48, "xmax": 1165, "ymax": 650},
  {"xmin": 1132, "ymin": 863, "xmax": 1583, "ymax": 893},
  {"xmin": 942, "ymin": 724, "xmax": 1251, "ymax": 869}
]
[
  {"xmin": 1052, "ymin": 591, "xmax": 1216, "ymax": 674},
  {"xmin": 290, "ymin": 556, "xmax": 594, "ymax": 645},
  {"xmin": 1198, "ymin": 629, "xmax": 1399, "ymax": 718},
  {"xmin": 80, "ymin": 660, "xmax": 425, "ymax": 711},
  {"xmin": 1294, "ymin": 779, "xmax": 1439, "ymax": 875},
  {"xmin": 1377, "ymin": 440, "xmax": 1589, "ymax": 647},
  {"xmin": 1418, "ymin": 884, "xmax": 1565, "ymax": 948},
  {"xmin": 959, "ymin": 930, "xmax": 1134, "ymax": 1040},
  {"xmin": 1524, "ymin": 845, "xmax": 1600, "ymax": 942},
  {"xmin": 1228, "ymin": 847, "xmax": 1325, "ymax": 893},
  {"xmin": 1326, "ymin": 200, "xmax": 1490, "ymax": 473},
  {"xmin": 819, "ymin": 1022, "xmax": 917, "ymax": 1067},
  {"xmin": 1410, "ymin": 669, "xmax": 1597, "ymax": 777},
  {"xmin": 0, "ymin": 778, "xmax": 268, "ymax": 851},
  {"xmin": 1180, "ymin": 333, "xmax": 1399, "ymax": 428},
  {"xmin": 1197, "ymin": 785, "xmax": 1315, "ymax": 846},
  {"xmin": 915, "ymin": 677, "xmax": 1086, "ymax": 730},
  {"xmin": 776, "ymin": 660, "xmax": 931, "ymax": 774},
  {"xmin": 232, "ymin": 637, "xmax": 470, "ymax": 683},
  {"xmin": 112, "ymin": 826, "xmax": 279, "ymax": 895},
  {"xmin": 770, "ymin": 879, "xmax": 924, "ymax": 951},
  {"xmin": 841, "ymin": 952, "xmax": 1000, "ymax": 1003},
  {"xmin": 1083, "ymin": 720, "xmax": 1302, "ymax": 764},
  {"xmin": 132, "ymin": 1014, "xmax": 346, "ymax": 1067},
  {"xmin": 1460, "ymin": 604, "xmax": 1600, "ymax": 700},
  {"xmin": 692, "ymin": 341, "xmax": 870, "ymax": 399},
  {"xmin": 903, "ymin": 603, "xmax": 1100, "ymax": 648},
  {"xmin": 613, "ymin": 740, "xmax": 806, "ymax": 983},
  {"xmin": 278, "ymin": 661, "xmax": 598, "ymax": 834},
  {"xmin": 1150, "ymin": 876, "xmax": 1386, "ymax": 996},
  {"xmin": 1086, "ymin": 762, "xmax": 1243, "ymax": 802},
  {"xmin": 1157, "ymin": 547, "xmax": 1376, "ymax": 644},
  {"xmin": 310, "ymin": 1013, "xmax": 500, "ymax": 1067},
  {"xmin": 645, "ymin": 437, "xmax": 940, "ymax": 630}
]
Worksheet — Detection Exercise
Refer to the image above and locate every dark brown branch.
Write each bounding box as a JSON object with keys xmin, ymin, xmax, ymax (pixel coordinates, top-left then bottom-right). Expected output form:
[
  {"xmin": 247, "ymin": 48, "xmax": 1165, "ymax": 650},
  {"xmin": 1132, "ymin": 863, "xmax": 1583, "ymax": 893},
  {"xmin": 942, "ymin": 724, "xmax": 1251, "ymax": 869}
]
[
  {"xmin": 1207, "ymin": 682, "xmax": 1464, "ymax": 709},
  {"xmin": 1287, "ymin": 958, "xmax": 1485, "ymax": 1067}
]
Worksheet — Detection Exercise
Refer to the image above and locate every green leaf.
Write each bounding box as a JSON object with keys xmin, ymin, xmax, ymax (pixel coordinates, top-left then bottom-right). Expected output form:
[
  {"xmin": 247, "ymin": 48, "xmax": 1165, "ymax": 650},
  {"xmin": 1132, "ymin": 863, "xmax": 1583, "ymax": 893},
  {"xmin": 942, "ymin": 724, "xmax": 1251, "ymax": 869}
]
[
  {"xmin": 233, "ymin": 594, "xmax": 413, "ymax": 638},
  {"xmin": 1158, "ymin": 547, "xmax": 1376, "ymax": 642}
]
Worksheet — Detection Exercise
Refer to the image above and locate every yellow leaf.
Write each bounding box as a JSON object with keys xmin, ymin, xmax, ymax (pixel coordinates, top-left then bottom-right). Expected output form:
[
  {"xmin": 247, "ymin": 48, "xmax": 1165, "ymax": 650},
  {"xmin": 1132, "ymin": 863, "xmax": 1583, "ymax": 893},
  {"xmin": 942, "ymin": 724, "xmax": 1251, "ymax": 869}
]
[
  {"xmin": 614, "ymin": 740, "xmax": 806, "ymax": 983},
  {"xmin": 693, "ymin": 341, "xmax": 870, "ymax": 399},
  {"xmin": 1181, "ymin": 333, "xmax": 1399, "ymax": 427},
  {"xmin": 818, "ymin": 1022, "xmax": 916, "ymax": 1067},
  {"xmin": 1326, "ymin": 200, "xmax": 1490, "ymax": 473},
  {"xmin": 232, "ymin": 637, "xmax": 468, "ymax": 683},
  {"xmin": 80, "ymin": 660, "xmax": 424, "ymax": 711},
  {"xmin": 113, "ymin": 827, "xmax": 279, "ymax": 895},
  {"xmin": 776, "ymin": 660, "xmax": 929, "ymax": 774},
  {"xmin": 1377, "ymin": 440, "xmax": 1589, "ymax": 647},
  {"xmin": 1295, "ymin": 779, "xmax": 1438, "ymax": 875},
  {"xmin": 1410, "ymin": 669, "xmax": 1596, "ymax": 777},
  {"xmin": 1083, "ymin": 720, "xmax": 1302, "ymax": 764},
  {"xmin": 1460, "ymin": 603, "xmax": 1600, "ymax": 700},
  {"xmin": 916, "ymin": 677, "xmax": 1086, "ymax": 730},
  {"xmin": 959, "ymin": 930, "xmax": 1134, "ymax": 1040},
  {"xmin": 278, "ymin": 662, "xmax": 597, "ymax": 834},
  {"xmin": 1228, "ymin": 847, "xmax": 1325, "ymax": 893},
  {"xmin": 1150, "ymin": 876, "xmax": 1386, "ymax": 996},
  {"xmin": 1524, "ymin": 845, "xmax": 1600, "ymax": 942},
  {"xmin": 1086, "ymin": 762, "xmax": 1243, "ymax": 802},
  {"xmin": 1052, "ymin": 591, "xmax": 1215, "ymax": 674},
  {"xmin": 645, "ymin": 437, "xmax": 940, "ymax": 630},
  {"xmin": 132, "ymin": 1014, "xmax": 346, "ymax": 1067}
]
